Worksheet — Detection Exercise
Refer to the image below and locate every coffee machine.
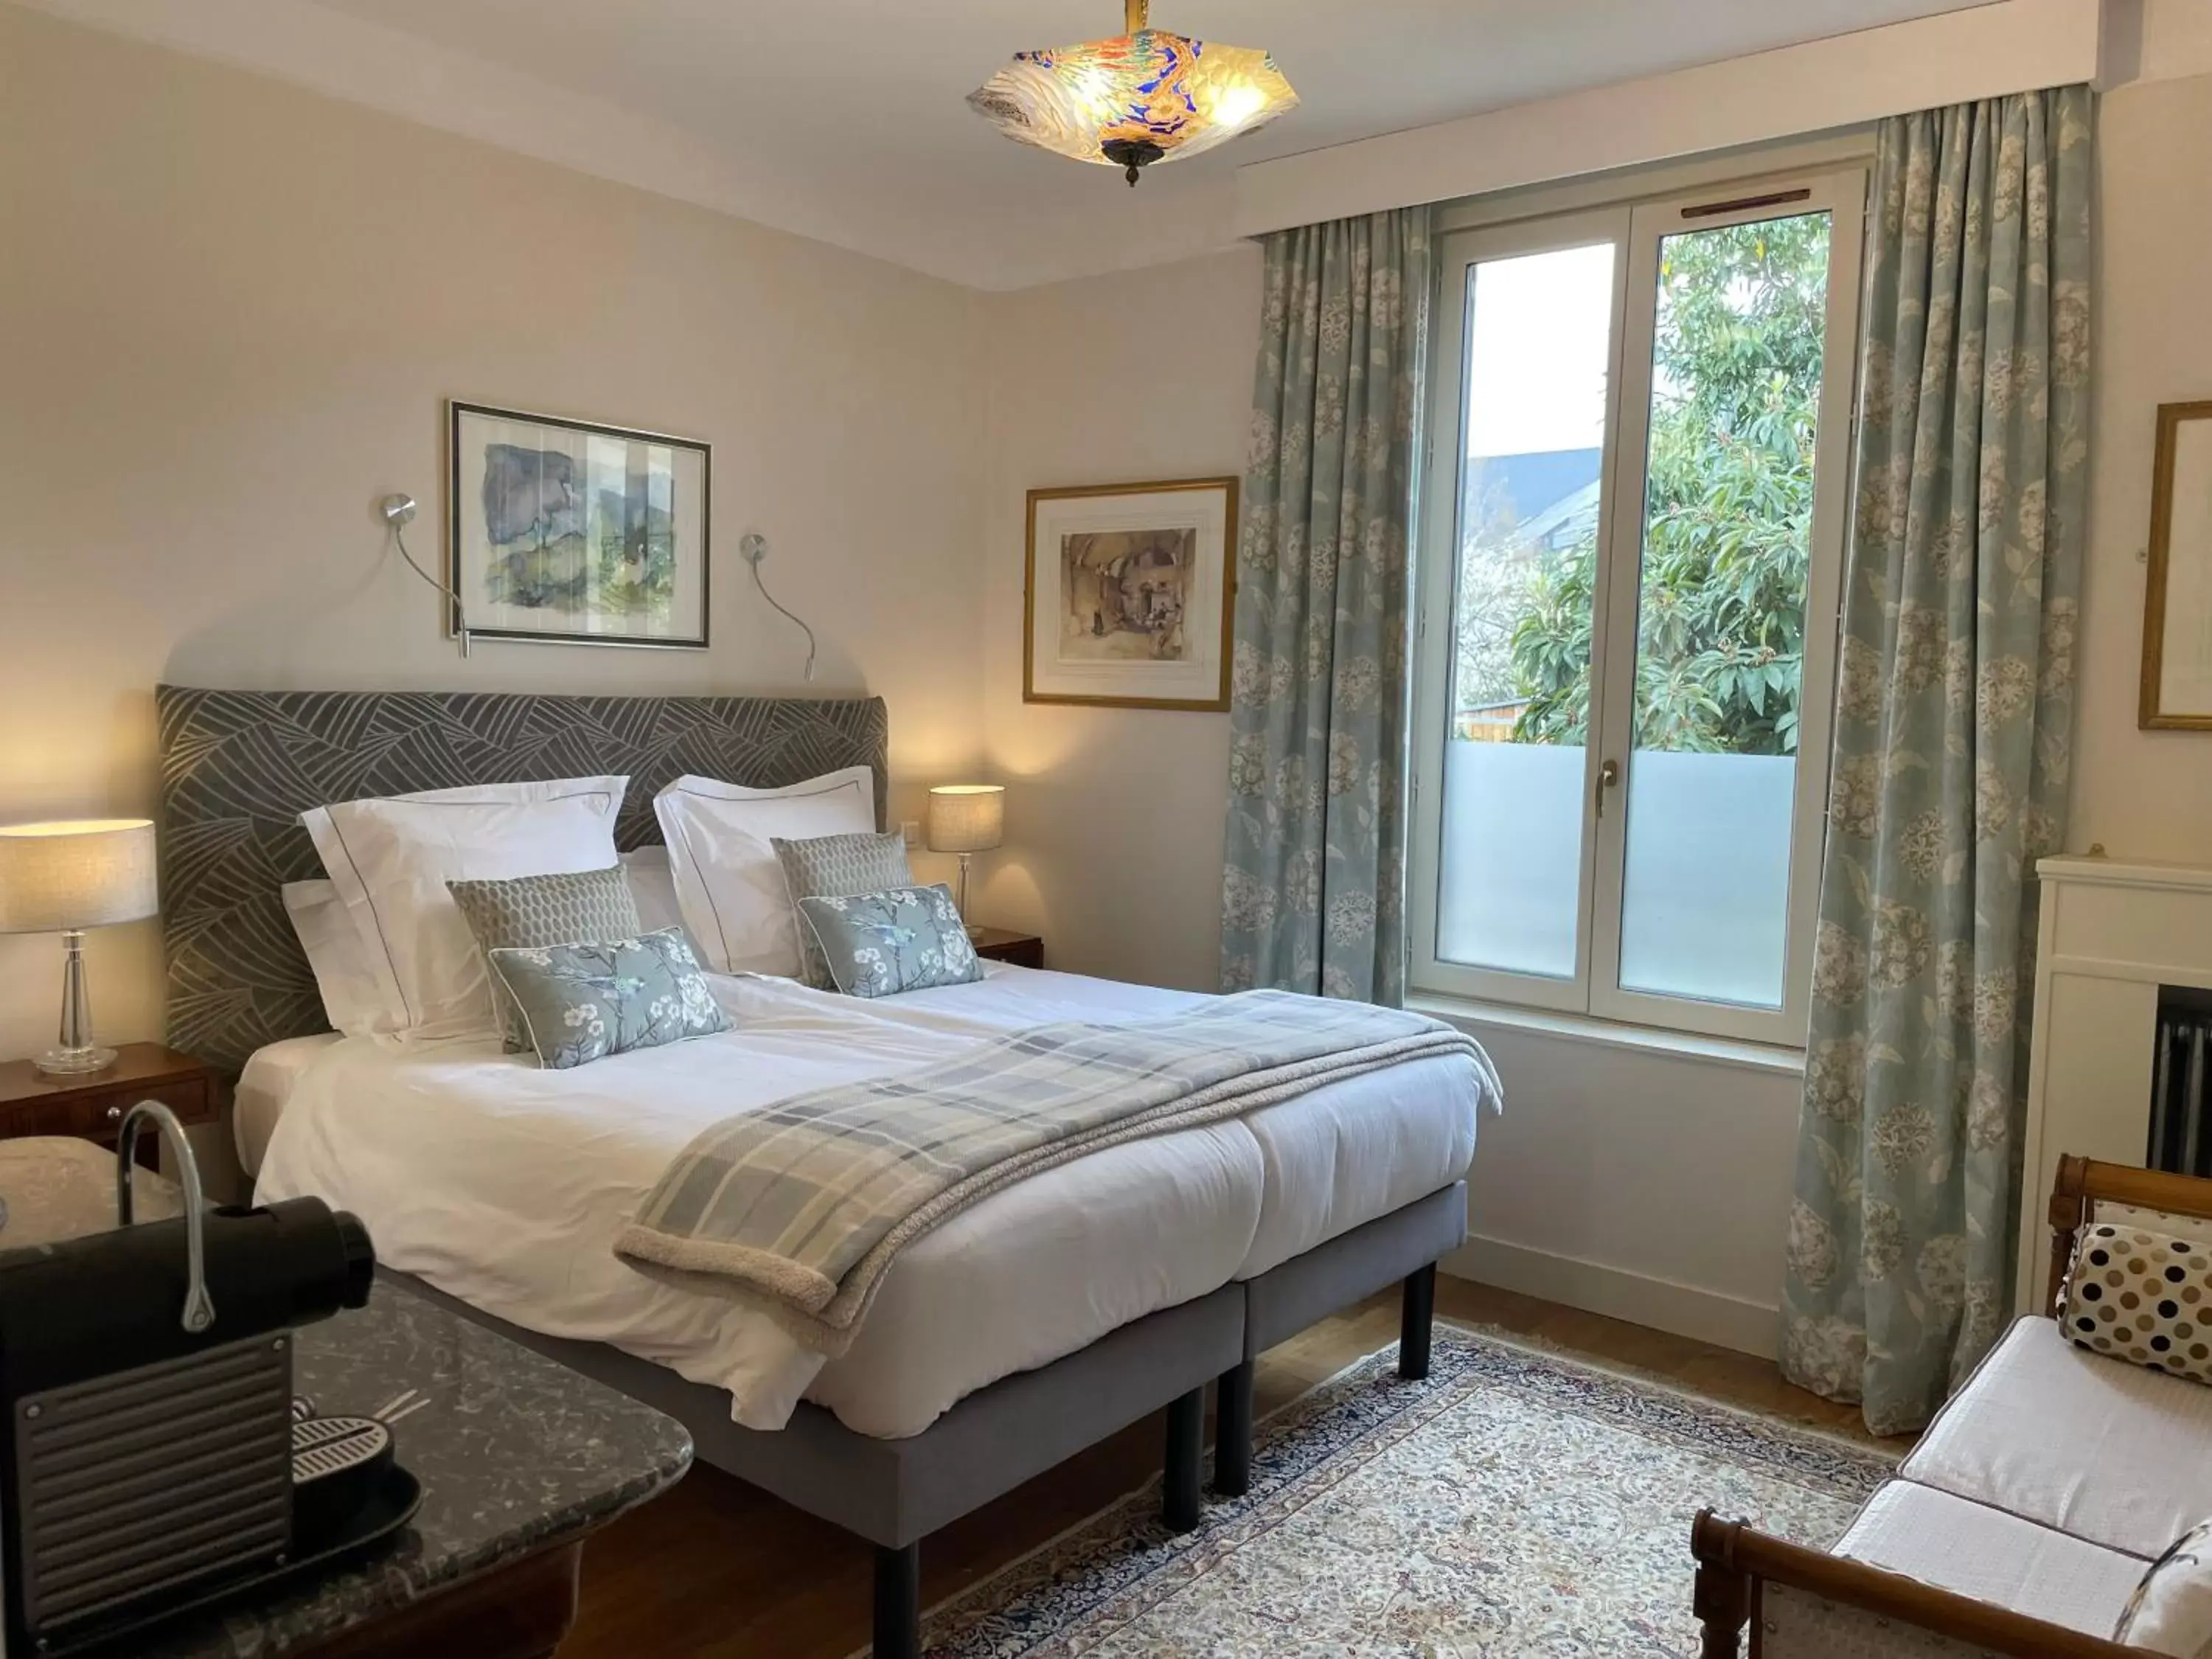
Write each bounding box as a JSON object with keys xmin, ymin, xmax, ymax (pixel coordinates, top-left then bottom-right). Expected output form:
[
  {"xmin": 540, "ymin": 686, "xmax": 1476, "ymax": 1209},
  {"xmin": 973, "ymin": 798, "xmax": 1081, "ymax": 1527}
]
[{"xmin": 0, "ymin": 1102, "xmax": 396, "ymax": 1655}]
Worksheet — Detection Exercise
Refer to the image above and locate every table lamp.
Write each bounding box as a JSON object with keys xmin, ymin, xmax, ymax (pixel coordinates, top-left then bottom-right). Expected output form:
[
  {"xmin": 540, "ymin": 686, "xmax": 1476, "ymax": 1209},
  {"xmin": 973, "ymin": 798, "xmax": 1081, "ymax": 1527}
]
[
  {"xmin": 0, "ymin": 818, "xmax": 159, "ymax": 1076},
  {"xmin": 926, "ymin": 785, "xmax": 1004, "ymax": 937}
]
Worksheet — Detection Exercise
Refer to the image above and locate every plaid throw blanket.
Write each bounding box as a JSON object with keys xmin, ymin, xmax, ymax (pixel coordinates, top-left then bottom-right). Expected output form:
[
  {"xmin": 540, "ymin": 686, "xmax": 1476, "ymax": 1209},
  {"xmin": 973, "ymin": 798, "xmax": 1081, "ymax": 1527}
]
[{"xmin": 613, "ymin": 990, "xmax": 1500, "ymax": 1356}]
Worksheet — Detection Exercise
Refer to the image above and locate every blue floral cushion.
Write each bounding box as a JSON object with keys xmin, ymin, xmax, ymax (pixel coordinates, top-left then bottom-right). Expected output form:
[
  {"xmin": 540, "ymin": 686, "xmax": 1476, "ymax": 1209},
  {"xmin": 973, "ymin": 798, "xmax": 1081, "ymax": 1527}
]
[
  {"xmin": 487, "ymin": 928, "xmax": 729, "ymax": 1070},
  {"xmin": 796, "ymin": 885, "xmax": 983, "ymax": 998}
]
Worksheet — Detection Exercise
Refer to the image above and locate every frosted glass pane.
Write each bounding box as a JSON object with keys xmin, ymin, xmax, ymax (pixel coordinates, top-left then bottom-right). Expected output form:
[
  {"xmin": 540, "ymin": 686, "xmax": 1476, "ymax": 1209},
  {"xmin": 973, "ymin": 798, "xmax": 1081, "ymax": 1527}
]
[
  {"xmin": 1617, "ymin": 752, "xmax": 1796, "ymax": 1006},
  {"xmin": 1438, "ymin": 742, "xmax": 1583, "ymax": 978}
]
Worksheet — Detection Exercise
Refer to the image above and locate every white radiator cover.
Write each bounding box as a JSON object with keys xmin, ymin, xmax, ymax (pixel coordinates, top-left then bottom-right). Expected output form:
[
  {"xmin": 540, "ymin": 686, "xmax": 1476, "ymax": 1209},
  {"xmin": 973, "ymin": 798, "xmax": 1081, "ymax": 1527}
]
[{"xmin": 2018, "ymin": 854, "xmax": 2212, "ymax": 1310}]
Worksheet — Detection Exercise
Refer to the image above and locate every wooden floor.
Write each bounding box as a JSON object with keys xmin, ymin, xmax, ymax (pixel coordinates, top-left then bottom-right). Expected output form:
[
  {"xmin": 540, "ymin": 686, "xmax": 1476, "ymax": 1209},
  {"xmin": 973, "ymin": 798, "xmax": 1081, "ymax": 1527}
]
[{"xmin": 562, "ymin": 1278, "xmax": 1891, "ymax": 1658}]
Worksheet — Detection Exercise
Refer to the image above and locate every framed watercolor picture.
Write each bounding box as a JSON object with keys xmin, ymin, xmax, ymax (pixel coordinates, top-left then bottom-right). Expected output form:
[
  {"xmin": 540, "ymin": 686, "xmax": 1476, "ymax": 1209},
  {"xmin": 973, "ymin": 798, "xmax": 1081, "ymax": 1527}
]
[
  {"xmin": 448, "ymin": 400, "xmax": 710, "ymax": 649},
  {"xmin": 1023, "ymin": 476, "xmax": 1237, "ymax": 711},
  {"xmin": 2143, "ymin": 400, "xmax": 2212, "ymax": 728}
]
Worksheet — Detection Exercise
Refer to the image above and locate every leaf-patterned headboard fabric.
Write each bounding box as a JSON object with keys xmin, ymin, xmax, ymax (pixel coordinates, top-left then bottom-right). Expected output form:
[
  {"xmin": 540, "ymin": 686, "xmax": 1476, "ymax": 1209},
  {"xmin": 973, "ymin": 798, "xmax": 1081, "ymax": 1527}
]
[{"xmin": 155, "ymin": 686, "xmax": 890, "ymax": 1073}]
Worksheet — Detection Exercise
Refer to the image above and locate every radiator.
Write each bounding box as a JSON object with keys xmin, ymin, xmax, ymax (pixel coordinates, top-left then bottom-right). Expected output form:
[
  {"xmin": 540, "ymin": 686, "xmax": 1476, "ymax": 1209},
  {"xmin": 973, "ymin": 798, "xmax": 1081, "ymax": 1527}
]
[{"xmin": 2149, "ymin": 998, "xmax": 2212, "ymax": 1178}]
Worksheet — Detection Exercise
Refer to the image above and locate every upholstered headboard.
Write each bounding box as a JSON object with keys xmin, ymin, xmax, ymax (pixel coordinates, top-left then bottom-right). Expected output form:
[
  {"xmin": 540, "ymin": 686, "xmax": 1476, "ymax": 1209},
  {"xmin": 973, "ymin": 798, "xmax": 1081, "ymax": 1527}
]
[{"xmin": 154, "ymin": 685, "xmax": 890, "ymax": 1072}]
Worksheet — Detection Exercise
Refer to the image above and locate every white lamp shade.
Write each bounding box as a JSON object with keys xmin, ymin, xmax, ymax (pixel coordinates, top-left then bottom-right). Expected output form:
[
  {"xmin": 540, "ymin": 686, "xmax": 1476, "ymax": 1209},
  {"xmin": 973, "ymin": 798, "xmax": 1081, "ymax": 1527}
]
[
  {"xmin": 926, "ymin": 786, "xmax": 1005, "ymax": 855},
  {"xmin": 0, "ymin": 819, "xmax": 159, "ymax": 933}
]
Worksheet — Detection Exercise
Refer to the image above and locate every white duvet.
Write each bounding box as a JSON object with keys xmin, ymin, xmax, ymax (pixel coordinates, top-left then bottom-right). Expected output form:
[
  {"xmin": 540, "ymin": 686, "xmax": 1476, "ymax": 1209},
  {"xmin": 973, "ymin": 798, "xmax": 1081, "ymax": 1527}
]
[{"xmin": 256, "ymin": 964, "xmax": 1486, "ymax": 1439}]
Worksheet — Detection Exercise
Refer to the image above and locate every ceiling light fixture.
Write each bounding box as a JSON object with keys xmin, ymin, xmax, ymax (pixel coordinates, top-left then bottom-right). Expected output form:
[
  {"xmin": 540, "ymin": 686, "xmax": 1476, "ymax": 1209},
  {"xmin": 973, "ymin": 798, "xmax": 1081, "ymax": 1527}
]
[{"xmin": 967, "ymin": 0, "xmax": 1298, "ymax": 187}]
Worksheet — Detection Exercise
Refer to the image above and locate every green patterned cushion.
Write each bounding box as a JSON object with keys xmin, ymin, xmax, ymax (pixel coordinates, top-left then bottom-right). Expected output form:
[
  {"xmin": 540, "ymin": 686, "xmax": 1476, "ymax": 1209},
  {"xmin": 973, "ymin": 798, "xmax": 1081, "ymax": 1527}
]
[
  {"xmin": 796, "ymin": 884, "xmax": 982, "ymax": 998},
  {"xmin": 448, "ymin": 865, "xmax": 643, "ymax": 1049},
  {"xmin": 772, "ymin": 830, "xmax": 913, "ymax": 989},
  {"xmin": 487, "ymin": 928, "xmax": 729, "ymax": 1071}
]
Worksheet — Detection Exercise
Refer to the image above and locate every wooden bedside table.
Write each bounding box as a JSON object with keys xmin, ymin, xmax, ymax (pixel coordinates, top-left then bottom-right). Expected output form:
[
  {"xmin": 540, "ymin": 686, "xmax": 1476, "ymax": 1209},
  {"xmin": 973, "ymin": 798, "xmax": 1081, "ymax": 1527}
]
[
  {"xmin": 0, "ymin": 1043, "xmax": 218, "ymax": 1168},
  {"xmin": 969, "ymin": 927, "xmax": 1043, "ymax": 969}
]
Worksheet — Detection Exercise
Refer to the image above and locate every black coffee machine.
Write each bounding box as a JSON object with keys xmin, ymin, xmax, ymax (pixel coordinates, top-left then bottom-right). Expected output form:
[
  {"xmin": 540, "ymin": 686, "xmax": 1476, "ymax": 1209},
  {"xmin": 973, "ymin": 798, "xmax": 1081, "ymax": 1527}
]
[{"xmin": 0, "ymin": 1102, "xmax": 391, "ymax": 1655}]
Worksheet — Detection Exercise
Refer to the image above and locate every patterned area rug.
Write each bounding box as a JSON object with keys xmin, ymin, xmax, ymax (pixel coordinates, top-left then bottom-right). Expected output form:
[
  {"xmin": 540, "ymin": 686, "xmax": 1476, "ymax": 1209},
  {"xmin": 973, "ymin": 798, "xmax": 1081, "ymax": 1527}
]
[{"xmin": 919, "ymin": 1325, "xmax": 1893, "ymax": 1658}]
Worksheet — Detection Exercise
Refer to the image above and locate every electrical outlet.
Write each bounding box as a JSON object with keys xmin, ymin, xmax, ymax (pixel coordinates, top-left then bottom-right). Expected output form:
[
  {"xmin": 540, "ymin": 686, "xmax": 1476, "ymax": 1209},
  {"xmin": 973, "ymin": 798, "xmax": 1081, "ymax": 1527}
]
[{"xmin": 900, "ymin": 819, "xmax": 922, "ymax": 850}]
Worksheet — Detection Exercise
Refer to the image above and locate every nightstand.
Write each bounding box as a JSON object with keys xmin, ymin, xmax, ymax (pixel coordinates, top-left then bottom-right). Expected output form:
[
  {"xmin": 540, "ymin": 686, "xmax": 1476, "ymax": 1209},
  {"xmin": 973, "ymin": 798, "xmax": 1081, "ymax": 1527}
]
[
  {"xmin": 0, "ymin": 1043, "xmax": 218, "ymax": 1168},
  {"xmin": 969, "ymin": 927, "xmax": 1043, "ymax": 969}
]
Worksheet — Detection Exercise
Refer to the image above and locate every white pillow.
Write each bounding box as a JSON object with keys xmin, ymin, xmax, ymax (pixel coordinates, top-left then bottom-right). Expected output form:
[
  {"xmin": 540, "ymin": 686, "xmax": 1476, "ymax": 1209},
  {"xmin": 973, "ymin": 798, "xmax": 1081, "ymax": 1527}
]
[
  {"xmin": 621, "ymin": 846, "xmax": 692, "ymax": 945},
  {"xmin": 2118, "ymin": 1519, "xmax": 2212, "ymax": 1657},
  {"xmin": 653, "ymin": 768, "xmax": 875, "ymax": 975},
  {"xmin": 302, "ymin": 776, "xmax": 626, "ymax": 1040},
  {"xmin": 282, "ymin": 880, "xmax": 386, "ymax": 1037}
]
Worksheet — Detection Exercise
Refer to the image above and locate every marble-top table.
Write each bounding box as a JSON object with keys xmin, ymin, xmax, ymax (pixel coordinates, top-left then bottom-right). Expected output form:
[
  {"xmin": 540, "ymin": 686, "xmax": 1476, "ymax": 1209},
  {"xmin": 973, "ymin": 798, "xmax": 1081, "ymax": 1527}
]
[{"xmin": 133, "ymin": 1271, "xmax": 694, "ymax": 1658}]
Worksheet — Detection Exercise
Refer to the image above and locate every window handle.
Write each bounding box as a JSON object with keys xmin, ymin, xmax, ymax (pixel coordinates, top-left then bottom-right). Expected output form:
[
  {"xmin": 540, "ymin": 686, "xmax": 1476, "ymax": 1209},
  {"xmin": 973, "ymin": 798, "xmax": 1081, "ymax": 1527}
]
[{"xmin": 1595, "ymin": 757, "xmax": 1621, "ymax": 818}]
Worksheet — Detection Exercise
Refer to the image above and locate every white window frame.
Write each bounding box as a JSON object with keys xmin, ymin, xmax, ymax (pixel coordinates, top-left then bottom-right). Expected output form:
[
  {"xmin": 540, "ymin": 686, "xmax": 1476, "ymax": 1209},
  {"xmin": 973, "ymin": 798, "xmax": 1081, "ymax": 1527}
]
[{"xmin": 1408, "ymin": 163, "xmax": 1867, "ymax": 1048}]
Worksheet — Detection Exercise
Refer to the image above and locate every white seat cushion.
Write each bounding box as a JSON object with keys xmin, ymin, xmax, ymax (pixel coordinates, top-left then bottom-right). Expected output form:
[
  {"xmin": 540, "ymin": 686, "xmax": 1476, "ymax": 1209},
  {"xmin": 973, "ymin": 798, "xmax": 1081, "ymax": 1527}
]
[
  {"xmin": 1835, "ymin": 1480, "xmax": 2148, "ymax": 1635},
  {"xmin": 1902, "ymin": 1315, "xmax": 2212, "ymax": 1559}
]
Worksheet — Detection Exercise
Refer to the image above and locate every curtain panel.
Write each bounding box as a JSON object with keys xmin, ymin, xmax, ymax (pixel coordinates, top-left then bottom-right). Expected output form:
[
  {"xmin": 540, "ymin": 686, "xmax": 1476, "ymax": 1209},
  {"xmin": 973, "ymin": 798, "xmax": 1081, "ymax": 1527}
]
[
  {"xmin": 1781, "ymin": 86, "xmax": 2093, "ymax": 1436},
  {"xmin": 1220, "ymin": 208, "xmax": 1431, "ymax": 1003}
]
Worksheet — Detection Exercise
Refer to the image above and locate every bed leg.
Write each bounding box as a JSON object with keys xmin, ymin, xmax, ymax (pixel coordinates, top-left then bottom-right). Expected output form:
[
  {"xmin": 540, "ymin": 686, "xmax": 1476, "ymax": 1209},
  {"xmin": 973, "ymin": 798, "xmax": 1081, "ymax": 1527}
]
[
  {"xmin": 1400, "ymin": 1261, "xmax": 1436, "ymax": 1380},
  {"xmin": 873, "ymin": 1541, "xmax": 920, "ymax": 1659},
  {"xmin": 1164, "ymin": 1385, "xmax": 1204, "ymax": 1533},
  {"xmin": 1212, "ymin": 1359, "xmax": 1254, "ymax": 1498}
]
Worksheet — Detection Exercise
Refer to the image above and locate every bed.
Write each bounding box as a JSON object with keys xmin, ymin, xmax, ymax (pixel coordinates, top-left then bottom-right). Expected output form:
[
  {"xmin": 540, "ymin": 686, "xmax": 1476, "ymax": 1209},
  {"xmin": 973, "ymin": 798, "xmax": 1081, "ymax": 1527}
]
[{"xmin": 158, "ymin": 684, "xmax": 1489, "ymax": 1657}]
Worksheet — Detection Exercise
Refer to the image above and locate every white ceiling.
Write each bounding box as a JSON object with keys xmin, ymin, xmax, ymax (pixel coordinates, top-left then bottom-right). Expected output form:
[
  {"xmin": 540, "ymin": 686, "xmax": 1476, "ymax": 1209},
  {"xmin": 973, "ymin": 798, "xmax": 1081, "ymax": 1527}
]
[{"xmin": 32, "ymin": 0, "xmax": 2000, "ymax": 288}]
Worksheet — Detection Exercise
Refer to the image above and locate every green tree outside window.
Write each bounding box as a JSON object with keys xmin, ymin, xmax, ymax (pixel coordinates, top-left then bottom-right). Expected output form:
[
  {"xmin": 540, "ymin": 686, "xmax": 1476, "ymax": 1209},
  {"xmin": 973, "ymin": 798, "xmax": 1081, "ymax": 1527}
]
[{"xmin": 1498, "ymin": 213, "xmax": 1832, "ymax": 756}]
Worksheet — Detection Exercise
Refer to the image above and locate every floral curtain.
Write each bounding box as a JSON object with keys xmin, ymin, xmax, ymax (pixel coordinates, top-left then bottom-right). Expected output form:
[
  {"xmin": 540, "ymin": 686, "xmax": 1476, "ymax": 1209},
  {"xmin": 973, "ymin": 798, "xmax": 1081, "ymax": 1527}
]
[
  {"xmin": 1220, "ymin": 209, "xmax": 1430, "ymax": 1002},
  {"xmin": 1781, "ymin": 86, "xmax": 2093, "ymax": 1436}
]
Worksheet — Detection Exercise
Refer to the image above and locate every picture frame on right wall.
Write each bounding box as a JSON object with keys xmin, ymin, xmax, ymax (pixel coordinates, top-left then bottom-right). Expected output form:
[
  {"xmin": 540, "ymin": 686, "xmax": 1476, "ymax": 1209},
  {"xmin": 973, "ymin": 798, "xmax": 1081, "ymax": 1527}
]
[
  {"xmin": 2142, "ymin": 400, "xmax": 2212, "ymax": 729},
  {"xmin": 1023, "ymin": 476, "xmax": 1238, "ymax": 712}
]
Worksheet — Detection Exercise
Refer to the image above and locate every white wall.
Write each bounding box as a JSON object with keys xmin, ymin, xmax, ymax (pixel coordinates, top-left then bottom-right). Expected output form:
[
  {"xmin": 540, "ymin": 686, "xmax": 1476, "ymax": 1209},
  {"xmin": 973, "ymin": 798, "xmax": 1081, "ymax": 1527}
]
[
  {"xmin": 973, "ymin": 247, "xmax": 1261, "ymax": 994},
  {"xmin": 1443, "ymin": 1027, "xmax": 1800, "ymax": 1356},
  {"xmin": 0, "ymin": 6, "xmax": 988, "ymax": 1061},
  {"xmin": 2070, "ymin": 64, "xmax": 2212, "ymax": 863},
  {"xmin": 2131, "ymin": 0, "xmax": 2212, "ymax": 85}
]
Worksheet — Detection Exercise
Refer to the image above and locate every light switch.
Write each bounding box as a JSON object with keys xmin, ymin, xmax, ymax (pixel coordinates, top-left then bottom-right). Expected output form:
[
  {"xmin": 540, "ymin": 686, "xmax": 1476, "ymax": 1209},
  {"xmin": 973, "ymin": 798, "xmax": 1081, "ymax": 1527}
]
[{"xmin": 900, "ymin": 819, "xmax": 922, "ymax": 849}]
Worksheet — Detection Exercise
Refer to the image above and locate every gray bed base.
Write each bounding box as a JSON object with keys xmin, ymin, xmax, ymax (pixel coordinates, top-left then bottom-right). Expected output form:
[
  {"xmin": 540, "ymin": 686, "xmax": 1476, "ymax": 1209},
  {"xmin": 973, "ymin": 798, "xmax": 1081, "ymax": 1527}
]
[{"xmin": 385, "ymin": 1179, "xmax": 1467, "ymax": 1658}]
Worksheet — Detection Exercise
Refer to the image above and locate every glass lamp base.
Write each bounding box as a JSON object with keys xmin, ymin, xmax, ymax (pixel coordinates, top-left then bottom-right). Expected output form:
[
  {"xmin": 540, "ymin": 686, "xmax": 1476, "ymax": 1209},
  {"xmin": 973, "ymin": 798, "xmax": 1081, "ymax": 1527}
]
[
  {"xmin": 43, "ymin": 931, "xmax": 114, "ymax": 1078},
  {"xmin": 954, "ymin": 852, "xmax": 978, "ymax": 942},
  {"xmin": 35, "ymin": 1045, "xmax": 116, "ymax": 1078}
]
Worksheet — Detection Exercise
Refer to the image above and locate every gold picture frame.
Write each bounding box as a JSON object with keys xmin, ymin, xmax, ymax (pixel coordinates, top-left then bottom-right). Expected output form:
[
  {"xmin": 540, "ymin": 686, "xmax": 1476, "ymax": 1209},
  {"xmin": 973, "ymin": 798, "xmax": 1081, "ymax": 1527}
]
[
  {"xmin": 1023, "ymin": 476, "xmax": 1239, "ymax": 712},
  {"xmin": 2140, "ymin": 400, "xmax": 2212, "ymax": 729}
]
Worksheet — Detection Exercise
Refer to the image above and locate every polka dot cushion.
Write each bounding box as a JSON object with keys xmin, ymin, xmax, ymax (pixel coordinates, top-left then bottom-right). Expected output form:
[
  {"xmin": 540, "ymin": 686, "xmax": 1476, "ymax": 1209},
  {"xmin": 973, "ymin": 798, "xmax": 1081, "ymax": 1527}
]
[{"xmin": 2060, "ymin": 1224, "xmax": 2212, "ymax": 1383}]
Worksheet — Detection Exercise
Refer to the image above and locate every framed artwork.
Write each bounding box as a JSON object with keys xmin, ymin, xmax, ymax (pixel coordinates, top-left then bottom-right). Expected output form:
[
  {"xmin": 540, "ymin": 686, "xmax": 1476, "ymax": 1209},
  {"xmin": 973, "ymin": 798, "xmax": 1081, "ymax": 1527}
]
[
  {"xmin": 2142, "ymin": 400, "xmax": 2212, "ymax": 728},
  {"xmin": 448, "ymin": 400, "xmax": 710, "ymax": 650},
  {"xmin": 1023, "ymin": 476, "xmax": 1238, "ymax": 711}
]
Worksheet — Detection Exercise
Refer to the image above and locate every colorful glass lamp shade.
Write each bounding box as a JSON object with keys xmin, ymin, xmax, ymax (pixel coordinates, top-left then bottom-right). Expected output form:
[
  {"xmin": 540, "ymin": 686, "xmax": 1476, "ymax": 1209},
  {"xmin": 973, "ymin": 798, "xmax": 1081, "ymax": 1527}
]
[{"xmin": 967, "ymin": 0, "xmax": 1298, "ymax": 186}]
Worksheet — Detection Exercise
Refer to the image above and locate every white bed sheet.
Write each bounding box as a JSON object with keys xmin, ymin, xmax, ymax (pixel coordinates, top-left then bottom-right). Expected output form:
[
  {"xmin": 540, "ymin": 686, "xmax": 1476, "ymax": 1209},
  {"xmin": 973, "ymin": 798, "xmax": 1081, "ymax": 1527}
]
[
  {"xmin": 254, "ymin": 965, "xmax": 1485, "ymax": 1439},
  {"xmin": 234, "ymin": 1033, "xmax": 344, "ymax": 1176}
]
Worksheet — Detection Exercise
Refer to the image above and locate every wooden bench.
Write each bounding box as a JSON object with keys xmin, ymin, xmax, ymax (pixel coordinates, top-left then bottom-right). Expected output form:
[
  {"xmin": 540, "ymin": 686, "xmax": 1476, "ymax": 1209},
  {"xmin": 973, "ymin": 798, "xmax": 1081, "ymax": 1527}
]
[{"xmin": 1691, "ymin": 1155, "xmax": 2212, "ymax": 1659}]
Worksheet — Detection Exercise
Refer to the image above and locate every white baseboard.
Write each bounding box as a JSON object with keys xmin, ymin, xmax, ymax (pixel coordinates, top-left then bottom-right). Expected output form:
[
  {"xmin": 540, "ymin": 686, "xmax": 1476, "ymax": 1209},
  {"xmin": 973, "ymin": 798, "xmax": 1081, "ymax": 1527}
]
[{"xmin": 1441, "ymin": 1233, "xmax": 1780, "ymax": 1360}]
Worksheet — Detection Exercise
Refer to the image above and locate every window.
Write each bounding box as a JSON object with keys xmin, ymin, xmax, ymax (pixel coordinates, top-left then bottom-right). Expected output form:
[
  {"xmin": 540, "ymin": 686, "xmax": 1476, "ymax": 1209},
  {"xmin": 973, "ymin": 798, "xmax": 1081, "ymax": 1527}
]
[{"xmin": 1409, "ymin": 169, "xmax": 1866, "ymax": 1045}]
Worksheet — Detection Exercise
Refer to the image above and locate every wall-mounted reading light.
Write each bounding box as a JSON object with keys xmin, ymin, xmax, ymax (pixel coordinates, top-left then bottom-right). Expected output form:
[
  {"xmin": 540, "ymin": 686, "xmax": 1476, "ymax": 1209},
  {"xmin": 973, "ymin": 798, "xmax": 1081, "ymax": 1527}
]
[
  {"xmin": 378, "ymin": 493, "xmax": 470, "ymax": 658},
  {"xmin": 741, "ymin": 532, "xmax": 816, "ymax": 683}
]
